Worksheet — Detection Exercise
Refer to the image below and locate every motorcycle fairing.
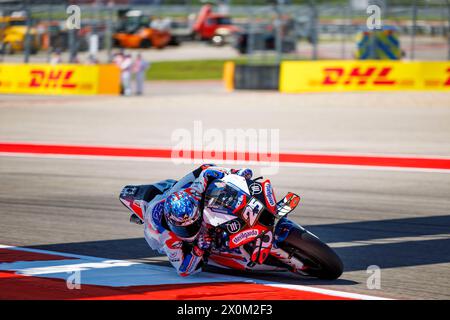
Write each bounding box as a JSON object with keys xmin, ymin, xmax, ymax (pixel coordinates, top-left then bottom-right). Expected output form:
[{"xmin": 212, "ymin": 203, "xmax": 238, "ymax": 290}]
[
  {"xmin": 261, "ymin": 180, "xmax": 277, "ymax": 214},
  {"xmin": 228, "ymin": 224, "xmax": 268, "ymax": 249},
  {"xmin": 203, "ymin": 207, "xmax": 237, "ymax": 226},
  {"xmin": 119, "ymin": 179, "xmax": 177, "ymax": 221},
  {"xmin": 241, "ymin": 197, "xmax": 265, "ymax": 227},
  {"xmin": 206, "ymin": 220, "xmax": 307, "ymax": 273},
  {"xmin": 222, "ymin": 174, "xmax": 250, "ymax": 195},
  {"xmin": 208, "ymin": 245, "xmax": 296, "ymax": 273},
  {"xmin": 250, "ymin": 230, "xmax": 273, "ymax": 264},
  {"xmin": 276, "ymin": 192, "xmax": 301, "ymax": 217},
  {"xmin": 208, "ymin": 245, "xmax": 249, "ymax": 270}
]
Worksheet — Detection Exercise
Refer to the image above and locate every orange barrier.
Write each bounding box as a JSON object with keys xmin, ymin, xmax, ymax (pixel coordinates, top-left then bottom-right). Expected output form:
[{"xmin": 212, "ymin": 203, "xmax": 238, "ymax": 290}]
[
  {"xmin": 0, "ymin": 63, "xmax": 120, "ymax": 95},
  {"xmin": 223, "ymin": 61, "xmax": 235, "ymax": 92}
]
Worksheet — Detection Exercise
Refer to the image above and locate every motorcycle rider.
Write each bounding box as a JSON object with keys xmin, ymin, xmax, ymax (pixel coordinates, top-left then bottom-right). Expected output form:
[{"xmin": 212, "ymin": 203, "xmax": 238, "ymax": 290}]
[{"xmin": 143, "ymin": 164, "xmax": 253, "ymax": 276}]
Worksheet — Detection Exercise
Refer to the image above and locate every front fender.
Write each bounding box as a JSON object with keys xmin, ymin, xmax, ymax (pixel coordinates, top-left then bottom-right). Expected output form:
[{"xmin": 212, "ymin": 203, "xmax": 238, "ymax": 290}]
[
  {"xmin": 274, "ymin": 217, "xmax": 321, "ymax": 247},
  {"xmin": 274, "ymin": 217, "xmax": 304, "ymax": 245}
]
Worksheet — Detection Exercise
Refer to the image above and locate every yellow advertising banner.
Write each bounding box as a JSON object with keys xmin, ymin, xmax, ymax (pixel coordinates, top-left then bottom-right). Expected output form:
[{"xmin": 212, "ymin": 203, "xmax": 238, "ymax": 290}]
[
  {"xmin": 279, "ymin": 60, "xmax": 450, "ymax": 93},
  {"xmin": 0, "ymin": 63, "xmax": 120, "ymax": 95}
]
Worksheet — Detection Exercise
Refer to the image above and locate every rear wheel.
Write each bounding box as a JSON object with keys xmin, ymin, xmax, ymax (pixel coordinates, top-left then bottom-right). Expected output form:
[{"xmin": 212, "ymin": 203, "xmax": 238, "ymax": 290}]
[{"xmin": 278, "ymin": 227, "xmax": 343, "ymax": 280}]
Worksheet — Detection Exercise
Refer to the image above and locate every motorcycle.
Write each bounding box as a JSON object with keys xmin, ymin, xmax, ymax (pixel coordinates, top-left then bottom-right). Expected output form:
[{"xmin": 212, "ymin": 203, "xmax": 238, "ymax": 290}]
[{"xmin": 119, "ymin": 173, "xmax": 343, "ymax": 280}]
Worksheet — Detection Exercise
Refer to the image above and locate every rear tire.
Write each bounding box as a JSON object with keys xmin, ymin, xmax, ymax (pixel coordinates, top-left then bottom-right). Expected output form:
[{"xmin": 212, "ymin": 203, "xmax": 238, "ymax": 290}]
[{"xmin": 279, "ymin": 227, "xmax": 343, "ymax": 280}]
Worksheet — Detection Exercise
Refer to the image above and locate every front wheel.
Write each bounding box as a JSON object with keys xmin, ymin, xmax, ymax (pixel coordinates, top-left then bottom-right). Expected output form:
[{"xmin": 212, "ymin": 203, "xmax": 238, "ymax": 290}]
[{"xmin": 278, "ymin": 227, "xmax": 343, "ymax": 280}]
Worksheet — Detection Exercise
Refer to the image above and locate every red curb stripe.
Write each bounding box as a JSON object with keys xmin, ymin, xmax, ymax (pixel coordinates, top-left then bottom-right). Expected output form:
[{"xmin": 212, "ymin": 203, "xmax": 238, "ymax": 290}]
[
  {"xmin": 0, "ymin": 142, "xmax": 449, "ymax": 170},
  {"xmin": 0, "ymin": 248, "xmax": 76, "ymax": 263},
  {"xmin": 0, "ymin": 271, "xmax": 352, "ymax": 300}
]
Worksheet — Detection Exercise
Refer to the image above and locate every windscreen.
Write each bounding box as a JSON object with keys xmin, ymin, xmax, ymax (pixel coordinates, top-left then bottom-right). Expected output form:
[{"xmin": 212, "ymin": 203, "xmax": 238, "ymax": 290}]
[
  {"xmin": 216, "ymin": 17, "xmax": 232, "ymax": 25},
  {"xmin": 205, "ymin": 180, "xmax": 244, "ymax": 213}
]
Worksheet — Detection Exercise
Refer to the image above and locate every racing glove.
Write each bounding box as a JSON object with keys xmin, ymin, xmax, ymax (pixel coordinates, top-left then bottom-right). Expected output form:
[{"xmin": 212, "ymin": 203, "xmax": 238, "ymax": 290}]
[
  {"xmin": 179, "ymin": 246, "xmax": 204, "ymax": 277},
  {"xmin": 196, "ymin": 225, "xmax": 213, "ymax": 251},
  {"xmin": 203, "ymin": 168, "xmax": 225, "ymax": 180},
  {"xmin": 231, "ymin": 168, "xmax": 253, "ymax": 180}
]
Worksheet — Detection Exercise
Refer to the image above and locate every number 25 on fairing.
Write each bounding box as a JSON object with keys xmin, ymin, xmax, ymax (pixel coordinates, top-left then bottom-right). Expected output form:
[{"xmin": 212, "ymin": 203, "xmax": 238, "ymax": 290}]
[{"xmin": 242, "ymin": 198, "xmax": 263, "ymax": 226}]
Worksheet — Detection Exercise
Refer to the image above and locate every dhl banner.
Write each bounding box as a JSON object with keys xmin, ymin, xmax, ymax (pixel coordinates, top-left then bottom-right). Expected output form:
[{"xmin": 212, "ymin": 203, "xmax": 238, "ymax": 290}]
[
  {"xmin": 0, "ymin": 64, "xmax": 120, "ymax": 95},
  {"xmin": 279, "ymin": 61, "xmax": 450, "ymax": 93}
]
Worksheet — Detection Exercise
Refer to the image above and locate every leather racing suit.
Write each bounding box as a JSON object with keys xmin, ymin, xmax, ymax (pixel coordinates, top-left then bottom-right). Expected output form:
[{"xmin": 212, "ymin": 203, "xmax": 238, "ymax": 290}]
[{"xmin": 143, "ymin": 164, "xmax": 252, "ymax": 276}]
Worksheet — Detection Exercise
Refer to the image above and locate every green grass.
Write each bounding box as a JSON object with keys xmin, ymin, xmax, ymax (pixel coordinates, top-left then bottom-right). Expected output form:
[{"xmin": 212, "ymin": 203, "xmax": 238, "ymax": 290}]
[
  {"xmin": 146, "ymin": 56, "xmax": 307, "ymax": 81},
  {"xmin": 146, "ymin": 59, "xmax": 236, "ymax": 80}
]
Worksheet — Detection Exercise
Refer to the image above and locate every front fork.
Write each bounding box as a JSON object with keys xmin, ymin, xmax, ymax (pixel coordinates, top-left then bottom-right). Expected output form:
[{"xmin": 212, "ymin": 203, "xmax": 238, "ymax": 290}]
[{"xmin": 270, "ymin": 217, "xmax": 310, "ymax": 273}]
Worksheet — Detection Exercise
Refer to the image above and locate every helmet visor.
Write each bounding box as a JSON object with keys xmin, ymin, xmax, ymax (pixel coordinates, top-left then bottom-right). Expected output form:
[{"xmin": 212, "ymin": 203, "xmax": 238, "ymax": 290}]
[{"xmin": 168, "ymin": 216, "xmax": 202, "ymax": 239}]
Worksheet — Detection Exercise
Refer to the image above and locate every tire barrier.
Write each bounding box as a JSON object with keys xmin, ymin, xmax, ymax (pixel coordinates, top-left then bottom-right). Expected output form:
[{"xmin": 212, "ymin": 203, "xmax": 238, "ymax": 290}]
[{"xmin": 225, "ymin": 63, "xmax": 280, "ymax": 91}]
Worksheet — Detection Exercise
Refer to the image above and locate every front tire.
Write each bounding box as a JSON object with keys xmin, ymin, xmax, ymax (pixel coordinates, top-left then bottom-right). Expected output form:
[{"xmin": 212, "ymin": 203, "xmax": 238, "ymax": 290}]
[{"xmin": 279, "ymin": 227, "xmax": 343, "ymax": 280}]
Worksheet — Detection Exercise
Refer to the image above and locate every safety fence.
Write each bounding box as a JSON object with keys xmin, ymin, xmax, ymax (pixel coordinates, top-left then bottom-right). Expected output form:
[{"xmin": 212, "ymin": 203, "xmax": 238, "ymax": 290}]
[{"xmin": 0, "ymin": 64, "xmax": 120, "ymax": 95}]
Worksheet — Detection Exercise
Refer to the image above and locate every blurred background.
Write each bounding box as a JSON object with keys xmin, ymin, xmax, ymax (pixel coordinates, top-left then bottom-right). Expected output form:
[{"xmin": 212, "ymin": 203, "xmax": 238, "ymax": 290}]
[
  {"xmin": 0, "ymin": 0, "xmax": 449, "ymax": 81},
  {"xmin": 1, "ymin": 0, "xmax": 450, "ymax": 300}
]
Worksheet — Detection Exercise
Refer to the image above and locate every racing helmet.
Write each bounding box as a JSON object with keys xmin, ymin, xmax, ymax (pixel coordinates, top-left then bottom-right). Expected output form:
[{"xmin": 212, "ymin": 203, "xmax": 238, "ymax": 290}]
[{"xmin": 163, "ymin": 191, "xmax": 202, "ymax": 241}]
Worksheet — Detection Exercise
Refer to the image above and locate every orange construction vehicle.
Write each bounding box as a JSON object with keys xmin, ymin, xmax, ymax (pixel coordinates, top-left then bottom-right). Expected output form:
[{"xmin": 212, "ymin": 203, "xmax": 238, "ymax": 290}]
[{"xmin": 113, "ymin": 9, "xmax": 171, "ymax": 49}]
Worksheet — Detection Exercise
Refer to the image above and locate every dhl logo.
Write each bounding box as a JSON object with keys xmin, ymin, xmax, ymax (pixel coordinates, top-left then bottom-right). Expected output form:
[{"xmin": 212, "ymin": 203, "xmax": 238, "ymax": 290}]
[
  {"xmin": 321, "ymin": 66, "xmax": 396, "ymax": 86},
  {"xmin": 28, "ymin": 69, "xmax": 77, "ymax": 89},
  {"xmin": 321, "ymin": 66, "xmax": 450, "ymax": 87},
  {"xmin": 280, "ymin": 61, "xmax": 450, "ymax": 92}
]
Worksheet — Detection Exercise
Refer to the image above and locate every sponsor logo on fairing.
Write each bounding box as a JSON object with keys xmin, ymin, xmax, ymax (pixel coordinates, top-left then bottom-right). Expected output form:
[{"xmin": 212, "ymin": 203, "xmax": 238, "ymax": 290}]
[
  {"xmin": 264, "ymin": 182, "xmax": 276, "ymax": 207},
  {"xmin": 231, "ymin": 229, "xmax": 259, "ymax": 246},
  {"xmin": 242, "ymin": 197, "xmax": 263, "ymax": 227},
  {"xmin": 226, "ymin": 220, "xmax": 242, "ymax": 234},
  {"xmin": 249, "ymin": 183, "xmax": 262, "ymax": 195}
]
